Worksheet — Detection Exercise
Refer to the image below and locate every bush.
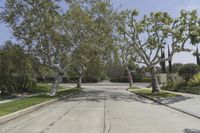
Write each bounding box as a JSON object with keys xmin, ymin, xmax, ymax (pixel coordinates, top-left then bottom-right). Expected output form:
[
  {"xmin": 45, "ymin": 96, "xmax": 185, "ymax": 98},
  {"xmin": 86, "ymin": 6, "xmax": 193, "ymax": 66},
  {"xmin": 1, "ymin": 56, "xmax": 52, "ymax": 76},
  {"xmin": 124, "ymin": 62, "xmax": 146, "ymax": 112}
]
[
  {"xmin": 138, "ymin": 77, "xmax": 151, "ymax": 82},
  {"xmin": 162, "ymin": 80, "xmax": 200, "ymax": 95},
  {"xmin": 110, "ymin": 77, "xmax": 128, "ymax": 83},
  {"xmin": 82, "ymin": 77, "xmax": 99, "ymax": 83},
  {"xmin": 174, "ymin": 86, "xmax": 200, "ymax": 95},
  {"xmin": 178, "ymin": 63, "xmax": 199, "ymax": 81},
  {"xmin": 110, "ymin": 77, "xmax": 151, "ymax": 83},
  {"xmin": 162, "ymin": 70, "xmax": 200, "ymax": 95},
  {"xmin": 161, "ymin": 80, "xmax": 177, "ymax": 91},
  {"xmin": 0, "ymin": 41, "xmax": 37, "ymax": 95},
  {"xmin": 188, "ymin": 72, "xmax": 200, "ymax": 87}
]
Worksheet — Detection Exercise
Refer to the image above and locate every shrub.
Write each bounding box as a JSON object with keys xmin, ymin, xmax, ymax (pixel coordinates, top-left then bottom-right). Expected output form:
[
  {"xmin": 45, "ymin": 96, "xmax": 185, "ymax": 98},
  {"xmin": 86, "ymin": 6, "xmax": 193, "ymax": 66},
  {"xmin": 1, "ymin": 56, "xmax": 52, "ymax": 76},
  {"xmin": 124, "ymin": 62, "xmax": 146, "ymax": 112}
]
[
  {"xmin": 110, "ymin": 77, "xmax": 128, "ymax": 83},
  {"xmin": 178, "ymin": 63, "xmax": 200, "ymax": 81},
  {"xmin": 188, "ymin": 72, "xmax": 200, "ymax": 87},
  {"xmin": 110, "ymin": 77, "xmax": 151, "ymax": 83},
  {"xmin": 162, "ymin": 81, "xmax": 200, "ymax": 95},
  {"xmin": 161, "ymin": 80, "xmax": 176, "ymax": 91},
  {"xmin": 174, "ymin": 86, "xmax": 200, "ymax": 95},
  {"xmin": 0, "ymin": 41, "xmax": 37, "ymax": 95},
  {"xmin": 162, "ymin": 71, "xmax": 200, "ymax": 95}
]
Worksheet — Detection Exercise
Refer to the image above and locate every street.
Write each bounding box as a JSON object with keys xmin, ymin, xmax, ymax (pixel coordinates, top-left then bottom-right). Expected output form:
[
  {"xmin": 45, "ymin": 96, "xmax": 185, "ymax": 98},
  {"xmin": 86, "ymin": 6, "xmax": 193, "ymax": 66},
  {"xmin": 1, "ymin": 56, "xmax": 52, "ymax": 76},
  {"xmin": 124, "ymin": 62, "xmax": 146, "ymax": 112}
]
[{"xmin": 0, "ymin": 83, "xmax": 200, "ymax": 133}]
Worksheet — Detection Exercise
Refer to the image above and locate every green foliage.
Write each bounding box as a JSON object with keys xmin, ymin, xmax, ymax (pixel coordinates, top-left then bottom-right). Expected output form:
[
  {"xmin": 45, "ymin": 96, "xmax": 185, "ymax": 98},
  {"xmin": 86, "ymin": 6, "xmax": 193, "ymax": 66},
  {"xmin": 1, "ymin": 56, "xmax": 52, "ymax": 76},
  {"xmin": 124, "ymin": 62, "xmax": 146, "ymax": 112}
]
[
  {"xmin": 0, "ymin": 96, "xmax": 53, "ymax": 117},
  {"xmin": 107, "ymin": 64, "xmax": 126, "ymax": 80},
  {"xmin": 56, "ymin": 88, "xmax": 82, "ymax": 97},
  {"xmin": 175, "ymin": 85, "xmax": 200, "ymax": 95},
  {"xmin": 0, "ymin": 87, "xmax": 82, "ymax": 117},
  {"xmin": 128, "ymin": 86, "xmax": 141, "ymax": 90},
  {"xmin": 107, "ymin": 64, "xmax": 151, "ymax": 83},
  {"xmin": 66, "ymin": 0, "xmax": 115, "ymax": 86},
  {"xmin": 162, "ymin": 76, "xmax": 200, "ymax": 95},
  {"xmin": 178, "ymin": 63, "xmax": 200, "ymax": 81},
  {"xmin": 1, "ymin": 0, "xmax": 115, "ymax": 91},
  {"xmin": 1, "ymin": 0, "xmax": 73, "ymax": 95},
  {"xmin": 188, "ymin": 72, "xmax": 200, "ymax": 87},
  {"xmin": 28, "ymin": 83, "xmax": 65, "ymax": 94},
  {"xmin": 116, "ymin": 9, "xmax": 200, "ymax": 92},
  {"xmin": 161, "ymin": 81, "xmax": 177, "ymax": 91},
  {"xmin": 0, "ymin": 41, "xmax": 37, "ymax": 95},
  {"xmin": 169, "ymin": 63, "xmax": 183, "ymax": 73}
]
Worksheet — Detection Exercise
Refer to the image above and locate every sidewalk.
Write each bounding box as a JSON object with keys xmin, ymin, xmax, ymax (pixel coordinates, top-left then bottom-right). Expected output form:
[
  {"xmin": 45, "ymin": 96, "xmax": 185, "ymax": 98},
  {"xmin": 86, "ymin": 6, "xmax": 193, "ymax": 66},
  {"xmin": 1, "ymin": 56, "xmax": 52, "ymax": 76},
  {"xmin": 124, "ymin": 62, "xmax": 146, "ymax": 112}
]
[{"xmin": 157, "ymin": 91, "xmax": 200, "ymax": 119}]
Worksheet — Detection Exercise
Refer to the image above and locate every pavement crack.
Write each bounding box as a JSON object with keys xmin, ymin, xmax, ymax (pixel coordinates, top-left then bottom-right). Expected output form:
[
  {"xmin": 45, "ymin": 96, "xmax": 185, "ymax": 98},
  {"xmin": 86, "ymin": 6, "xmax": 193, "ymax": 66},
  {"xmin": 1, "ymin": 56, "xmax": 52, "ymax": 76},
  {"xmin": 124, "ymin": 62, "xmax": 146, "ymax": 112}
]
[
  {"xmin": 40, "ymin": 101, "xmax": 81, "ymax": 133},
  {"xmin": 0, "ymin": 113, "xmax": 41, "ymax": 132},
  {"xmin": 108, "ymin": 123, "xmax": 112, "ymax": 133},
  {"xmin": 103, "ymin": 90, "xmax": 109, "ymax": 133}
]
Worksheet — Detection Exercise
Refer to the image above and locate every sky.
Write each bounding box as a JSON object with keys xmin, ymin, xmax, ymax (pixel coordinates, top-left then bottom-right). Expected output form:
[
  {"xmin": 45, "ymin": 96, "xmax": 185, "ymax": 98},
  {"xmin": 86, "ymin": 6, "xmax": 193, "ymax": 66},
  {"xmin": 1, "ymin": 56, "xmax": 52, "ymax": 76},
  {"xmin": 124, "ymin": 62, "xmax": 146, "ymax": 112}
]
[{"xmin": 0, "ymin": 0, "xmax": 200, "ymax": 64}]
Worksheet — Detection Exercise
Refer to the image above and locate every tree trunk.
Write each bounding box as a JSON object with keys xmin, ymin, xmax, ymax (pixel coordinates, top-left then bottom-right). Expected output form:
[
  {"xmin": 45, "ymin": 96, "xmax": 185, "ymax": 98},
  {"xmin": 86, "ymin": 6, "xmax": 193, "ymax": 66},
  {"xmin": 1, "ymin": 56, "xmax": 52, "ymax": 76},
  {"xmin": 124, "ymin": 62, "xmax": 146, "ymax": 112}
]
[
  {"xmin": 49, "ymin": 72, "xmax": 63, "ymax": 96},
  {"xmin": 168, "ymin": 46, "xmax": 172, "ymax": 73},
  {"xmin": 126, "ymin": 66, "xmax": 133, "ymax": 87},
  {"xmin": 77, "ymin": 74, "xmax": 83, "ymax": 88},
  {"xmin": 0, "ymin": 88, "xmax": 3, "ymax": 99},
  {"xmin": 150, "ymin": 67, "xmax": 160, "ymax": 93}
]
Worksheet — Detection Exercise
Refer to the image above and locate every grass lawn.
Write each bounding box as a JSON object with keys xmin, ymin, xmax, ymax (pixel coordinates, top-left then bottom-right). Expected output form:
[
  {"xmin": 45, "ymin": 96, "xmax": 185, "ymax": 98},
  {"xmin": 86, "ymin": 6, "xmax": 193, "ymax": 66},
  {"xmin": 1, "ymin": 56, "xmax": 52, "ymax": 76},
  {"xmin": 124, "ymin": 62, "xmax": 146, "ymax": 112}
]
[
  {"xmin": 29, "ymin": 83, "xmax": 66, "ymax": 94},
  {"xmin": 129, "ymin": 88, "xmax": 180, "ymax": 99},
  {"xmin": 128, "ymin": 86, "xmax": 141, "ymax": 90},
  {"xmin": 0, "ymin": 87, "xmax": 82, "ymax": 117}
]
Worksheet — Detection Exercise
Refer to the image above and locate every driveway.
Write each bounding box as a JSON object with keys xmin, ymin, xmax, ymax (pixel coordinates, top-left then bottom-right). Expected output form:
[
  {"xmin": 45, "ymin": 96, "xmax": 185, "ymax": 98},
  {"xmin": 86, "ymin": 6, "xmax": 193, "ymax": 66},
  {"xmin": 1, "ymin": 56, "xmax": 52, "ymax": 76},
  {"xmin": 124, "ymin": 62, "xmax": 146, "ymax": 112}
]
[{"xmin": 0, "ymin": 83, "xmax": 200, "ymax": 133}]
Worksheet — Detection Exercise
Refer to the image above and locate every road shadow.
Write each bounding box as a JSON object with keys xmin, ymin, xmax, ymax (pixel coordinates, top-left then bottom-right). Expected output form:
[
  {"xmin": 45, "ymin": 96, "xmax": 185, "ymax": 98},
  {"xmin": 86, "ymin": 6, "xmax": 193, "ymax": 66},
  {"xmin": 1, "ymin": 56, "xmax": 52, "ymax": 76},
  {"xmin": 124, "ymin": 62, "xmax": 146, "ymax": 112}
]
[
  {"xmin": 158, "ymin": 95, "xmax": 192, "ymax": 105},
  {"xmin": 62, "ymin": 89, "xmax": 159, "ymax": 105},
  {"xmin": 184, "ymin": 129, "xmax": 200, "ymax": 133}
]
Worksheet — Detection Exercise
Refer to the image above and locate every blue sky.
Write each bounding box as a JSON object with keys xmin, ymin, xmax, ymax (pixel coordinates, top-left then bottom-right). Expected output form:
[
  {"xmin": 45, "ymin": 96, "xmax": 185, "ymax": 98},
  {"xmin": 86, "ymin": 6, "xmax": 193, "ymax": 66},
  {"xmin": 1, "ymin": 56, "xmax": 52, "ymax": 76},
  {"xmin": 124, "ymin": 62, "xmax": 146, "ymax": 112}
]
[{"xmin": 1, "ymin": 0, "xmax": 200, "ymax": 64}]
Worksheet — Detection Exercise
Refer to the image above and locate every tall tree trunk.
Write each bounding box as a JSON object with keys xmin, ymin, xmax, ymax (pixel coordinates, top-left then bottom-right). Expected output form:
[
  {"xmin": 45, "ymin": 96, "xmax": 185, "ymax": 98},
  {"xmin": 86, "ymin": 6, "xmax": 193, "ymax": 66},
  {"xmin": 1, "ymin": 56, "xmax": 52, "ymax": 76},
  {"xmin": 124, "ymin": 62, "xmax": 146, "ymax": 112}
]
[
  {"xmin": 126, "ymin": 66, "xmax": 133, "ymax": 87},
  {"xmin": 160, "ymin": 48, "xmax": 166, "ymax": 73},
  {"xmin": 168, "ymin": 46, "xmax": 172, "ymax": 73},
  {"xmin": 196, "ymin": 47, "xmax": 200, "ymax": 66},
  {"xmin": 77, "ymin": 73, "xmax": 83, "ymax": 88},
  {"xmin": 0, "ymin": 88, "xmax": 3, "ymax": 99},
  {"xmin": 49, "ymin": 72, "xmax": 63, "ymax": 96},
  {"xmin": 150, "ymin": 67, "xmax": 160, "ymax": 93}
]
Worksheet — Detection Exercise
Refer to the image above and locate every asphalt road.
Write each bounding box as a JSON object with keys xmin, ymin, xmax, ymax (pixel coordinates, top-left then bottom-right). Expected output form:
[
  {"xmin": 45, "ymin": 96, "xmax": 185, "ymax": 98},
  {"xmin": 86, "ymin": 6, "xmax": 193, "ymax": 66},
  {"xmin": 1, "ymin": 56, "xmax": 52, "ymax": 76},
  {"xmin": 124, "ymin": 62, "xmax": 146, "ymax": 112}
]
[{"xmin": 0, "ymin": 83, "xmax": 200, "ymax": 133}]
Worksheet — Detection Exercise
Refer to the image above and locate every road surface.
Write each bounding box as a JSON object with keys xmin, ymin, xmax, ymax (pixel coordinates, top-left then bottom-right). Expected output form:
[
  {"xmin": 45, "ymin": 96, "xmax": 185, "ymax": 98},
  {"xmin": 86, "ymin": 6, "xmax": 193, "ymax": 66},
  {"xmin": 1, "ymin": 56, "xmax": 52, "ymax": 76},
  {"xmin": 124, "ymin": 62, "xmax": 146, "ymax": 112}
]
[{"xmin": 0, "ymin": 83, "xmax": 200, "ymax": 133}]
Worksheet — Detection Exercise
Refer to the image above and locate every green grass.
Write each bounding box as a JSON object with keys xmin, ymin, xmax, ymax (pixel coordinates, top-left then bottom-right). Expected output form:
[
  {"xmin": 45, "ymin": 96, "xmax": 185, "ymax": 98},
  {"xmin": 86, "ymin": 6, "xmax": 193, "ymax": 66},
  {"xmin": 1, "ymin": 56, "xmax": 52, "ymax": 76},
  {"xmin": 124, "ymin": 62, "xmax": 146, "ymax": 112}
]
[
  {"xmin": 55, "ymin": 87, "xmax": 82, "ymax": 97},
  {"xmin": 0, "ymin": 87, "xmax": 82, "ymax": 117},
  {"xmin": 128, "ymin": 86, "xmax": 141, "ymax": 90},
  {"xmin": 29, "ymin": 83, "xmax": 66, "ymax": 93},
  {"xmin": 130, "ymin": 88, "xmax": 179, "ymax": 99},
  {"xmin": 0, "ymin": 95, "xmax": 53, "ymax": 116}
]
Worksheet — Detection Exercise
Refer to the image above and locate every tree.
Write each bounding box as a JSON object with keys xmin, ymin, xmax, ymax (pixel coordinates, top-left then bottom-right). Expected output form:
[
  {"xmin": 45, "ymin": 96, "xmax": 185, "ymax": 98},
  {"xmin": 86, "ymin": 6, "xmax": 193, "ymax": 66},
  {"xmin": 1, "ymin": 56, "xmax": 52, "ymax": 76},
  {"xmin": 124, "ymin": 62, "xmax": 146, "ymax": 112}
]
[
  {"xmin": 116, "ymin": 10, "xmax": 200, "ymax": 93},
  {"xmin": 170, "ymin": 63, "xmax": 183, "ymax": 73},
  {"xmin": 117, "ymin": 44, "xmax": 136, "ymax": 87},
  {"xmin": 65, "ymin": 0, "xmax": 115, "ymax": 88},
  {"xmin": 168, "ymin": 45, "xmax": 172, "ymax": 73},
  {"xmin": 1, "ymin": 0, "xmax": 72, "ymax": 96},
  {"xmin": 64, "ymin": 2, "xmax": 92, "ymax": 88},
  {"xmin": 160, "ymin": 48, "xmax": 166, "ymax": 73},
  {"xmin": 0, "ymin": 41, "xmax": 37, "ymax": 95},
  {"xmin": 193, "ymin": 46, "xmax": 200, "ymax": 66}
]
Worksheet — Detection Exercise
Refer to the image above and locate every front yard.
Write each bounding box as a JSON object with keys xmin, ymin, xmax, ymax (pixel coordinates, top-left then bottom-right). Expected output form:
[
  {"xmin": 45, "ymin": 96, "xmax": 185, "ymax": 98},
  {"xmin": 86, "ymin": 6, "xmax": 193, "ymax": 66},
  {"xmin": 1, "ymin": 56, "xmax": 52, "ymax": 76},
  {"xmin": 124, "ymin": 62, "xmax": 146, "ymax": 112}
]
[{"xmin": 0, "ymin": 84, "xmax": 82, "ymax": 117}]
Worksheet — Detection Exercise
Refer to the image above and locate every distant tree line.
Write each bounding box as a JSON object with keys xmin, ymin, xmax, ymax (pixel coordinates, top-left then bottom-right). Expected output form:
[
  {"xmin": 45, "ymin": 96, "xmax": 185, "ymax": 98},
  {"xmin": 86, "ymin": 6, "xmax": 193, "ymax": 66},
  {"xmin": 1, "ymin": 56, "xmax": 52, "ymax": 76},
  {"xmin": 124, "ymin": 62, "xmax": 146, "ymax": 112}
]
[{"xmin": 1, "ymin": 0, "xmax": 200, "ymax": 95}]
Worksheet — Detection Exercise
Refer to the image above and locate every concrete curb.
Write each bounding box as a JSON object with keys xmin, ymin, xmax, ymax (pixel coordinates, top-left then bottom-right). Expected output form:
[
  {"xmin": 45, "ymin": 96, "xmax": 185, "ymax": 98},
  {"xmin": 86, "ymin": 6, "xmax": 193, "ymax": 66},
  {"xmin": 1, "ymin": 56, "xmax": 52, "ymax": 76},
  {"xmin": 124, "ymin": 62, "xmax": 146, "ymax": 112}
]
[
  {"xmin": 0, "ymin": 91, "xmax": 82, "ymax": 124},
  {"xmin": 0, "ymin": 99, "xmax": 58, "ymax": 124},
  {"xmin": 131, "ymin": 91, "xmax": 200, "ymax": 120}
]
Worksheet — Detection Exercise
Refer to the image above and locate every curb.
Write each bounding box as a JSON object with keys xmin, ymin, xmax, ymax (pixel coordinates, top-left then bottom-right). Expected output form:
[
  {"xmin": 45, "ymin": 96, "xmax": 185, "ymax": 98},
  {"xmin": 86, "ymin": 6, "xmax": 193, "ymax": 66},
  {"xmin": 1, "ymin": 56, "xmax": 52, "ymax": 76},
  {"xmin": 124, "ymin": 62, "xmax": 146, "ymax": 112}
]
[
  {"xmin": 0, "ymin": 91, "xmax": 82, "ymax": 124},
  {"xmin": 131, "ymin": 91, "xmax": 200, "ymax": 120}
]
